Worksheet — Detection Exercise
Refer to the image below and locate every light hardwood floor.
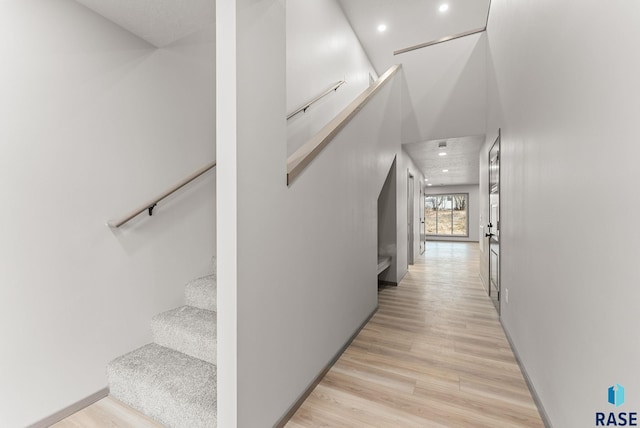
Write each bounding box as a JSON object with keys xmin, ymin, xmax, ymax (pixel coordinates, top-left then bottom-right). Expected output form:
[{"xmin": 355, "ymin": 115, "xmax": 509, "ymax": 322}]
[
  {"xmin": 56, "ymin": 241, "xmax": 542, "ymax": 427},
  {"xmin": 286, "ymin": 242, "xmax": 544, "ymax": 427},
  {"xmin": 52, "ymin": 396, "xmax": 162, "ymax": 428}
]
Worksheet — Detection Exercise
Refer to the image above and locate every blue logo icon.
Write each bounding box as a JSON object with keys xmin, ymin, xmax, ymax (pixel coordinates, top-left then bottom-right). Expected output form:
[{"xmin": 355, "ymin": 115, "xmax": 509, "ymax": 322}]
[{"xmin": 609, "ymin": 384, "xmax": 625, "ymax": 407}]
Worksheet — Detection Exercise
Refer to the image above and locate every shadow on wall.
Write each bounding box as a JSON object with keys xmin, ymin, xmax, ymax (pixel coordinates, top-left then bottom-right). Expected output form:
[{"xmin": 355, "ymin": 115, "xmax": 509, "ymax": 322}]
[
  {"xmin": 377, "ymin": 157, "xmax": 397, "ymax": 284},
  {"xmin": 401, "ymin": 33, "xmax": 487, "ymax": 143}
]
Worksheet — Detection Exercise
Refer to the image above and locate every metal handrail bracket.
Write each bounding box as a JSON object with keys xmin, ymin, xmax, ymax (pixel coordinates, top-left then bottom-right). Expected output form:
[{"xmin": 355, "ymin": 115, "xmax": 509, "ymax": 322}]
[
  {"xmin": 287, "ymin": 80, "xmax": 346, "ymax": 120},
  {"xmin": 107, "ymin": 161, "xmax": 216, "ymax": 228}
]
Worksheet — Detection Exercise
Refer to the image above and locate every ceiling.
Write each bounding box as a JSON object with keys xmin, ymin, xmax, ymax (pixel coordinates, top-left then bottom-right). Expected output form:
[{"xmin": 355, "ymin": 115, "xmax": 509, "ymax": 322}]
[
  {"xmin": 74, "ymin": 0, "xmax": 215, "ymax": 47},
  {"xmin": 337, "ymin": 0, "xmax": 490, "ymax": 74},
  {"xmin": 74, "ymin": 0, "xmax": 488, "ymax": 186},
  {"xmin": 403, "ymin": 135, "xmax": 484, "ymax": 186},
  {"xmin": 338, "ymin": 0, "xmax": 490, "ymax": 187}
]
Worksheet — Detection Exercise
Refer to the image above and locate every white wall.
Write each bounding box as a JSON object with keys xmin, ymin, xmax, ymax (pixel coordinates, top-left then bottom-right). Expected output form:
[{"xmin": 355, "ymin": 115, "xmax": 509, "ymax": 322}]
[
  {"xmin": 286, "ymin": 0, "xmax": 377, "ymax": 154},
  {"xmin": 425, "ymin": 184, "xmax": 479, "ymax": 242},
  {"xmin": 478, "ymin": 146, "xmax": 491, "ymax": 288},
  {"xmin": 0, "ymin": 2, "xmax": 215, "ymax": 426},
  {"xmin": 217, "ymin": 0, "xmax": 404, "ymax": 424},
  {"xmin": 400, "ymin": 33, "xmax": 487, "ymax": 144},
  {"xmin": 485, "ymin": 1, "xmax": 640, "ymax": 426},
  {"xmin": 396, "ymin": 148, "xmax": 426, "ymax": 278}
]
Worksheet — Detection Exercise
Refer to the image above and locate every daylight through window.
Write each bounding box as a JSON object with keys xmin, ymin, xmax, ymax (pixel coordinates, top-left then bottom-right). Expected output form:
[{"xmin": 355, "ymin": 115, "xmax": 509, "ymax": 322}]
[{"xmin": 425, "ymin": 194, "xmax": 468, "ymax": 236}]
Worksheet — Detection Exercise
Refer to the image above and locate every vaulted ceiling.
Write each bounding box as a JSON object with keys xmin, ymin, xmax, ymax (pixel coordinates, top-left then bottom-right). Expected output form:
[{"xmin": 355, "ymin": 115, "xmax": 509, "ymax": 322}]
[
  {"xmin": 74, "ymin": 0, "xmax": 489, "ymax": 185},
  {"xmin": 337, "ymin": 0, "xmax": 489, "ymax": 74},
  {"xmin": 337, "ymin": 0, "xmax": 491, "ymax": 186},
  {"xmin": 74, "ymin": 0, "xmax": 215, "ymax": 47}
]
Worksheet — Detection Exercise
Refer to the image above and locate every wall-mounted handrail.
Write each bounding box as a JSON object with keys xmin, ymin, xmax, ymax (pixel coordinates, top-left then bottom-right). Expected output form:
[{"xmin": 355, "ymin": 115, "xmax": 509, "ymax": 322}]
[
  {"xmin": 286, "ymin": 65, "xmax": 401, "ymax": 185},
  {"xmin": 287, "ymin": 80, "xmax": 346, "ymax": 120},
  {"xmin": 394, "ymin": 0, "xmax": 491, "ymax": 56},
  {"xmin": 393, "ymin": 26, "xmax": 486, "ymax": 56},
  {"xmin": 108, "ymin": 161, "xmax": 216, "ymax": 228}
]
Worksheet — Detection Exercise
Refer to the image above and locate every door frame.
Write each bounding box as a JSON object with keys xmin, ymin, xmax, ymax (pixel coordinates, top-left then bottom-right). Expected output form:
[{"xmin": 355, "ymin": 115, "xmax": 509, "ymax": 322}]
[
  {"xmin": 487, "ymin": 129, "xmax": 501, "ymax": 314},
  {"xmin": 420, "ymin": 185, "xmax": 425, "ymax": 255},
  {"xmin": 407, "ymin": 171, "xmax": 414, "ymax": 266}
]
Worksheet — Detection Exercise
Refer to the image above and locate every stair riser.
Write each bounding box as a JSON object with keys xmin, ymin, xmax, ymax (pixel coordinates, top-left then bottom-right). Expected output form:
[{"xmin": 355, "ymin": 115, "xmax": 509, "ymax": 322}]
[
  {"xmin": 151, "ymin": 306, "xmax": 216, "ymax": 365},
  {"xmin": 107, "ymin": 344, "xmax": 217, "ymax": 428}
]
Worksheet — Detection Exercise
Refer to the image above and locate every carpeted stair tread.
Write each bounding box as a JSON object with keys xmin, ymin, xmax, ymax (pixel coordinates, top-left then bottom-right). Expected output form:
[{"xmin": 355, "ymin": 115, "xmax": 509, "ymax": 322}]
[
  {"xmin": 107, "ymin": 343, "xmax": 216, "ymax": 428},
  {"xmin": 151, "ymin": 305, "xmax": 216, "ymax": 364},
  {"xmin": 185, "ymin": 274, "xmax": 216, "ymax": 311}
]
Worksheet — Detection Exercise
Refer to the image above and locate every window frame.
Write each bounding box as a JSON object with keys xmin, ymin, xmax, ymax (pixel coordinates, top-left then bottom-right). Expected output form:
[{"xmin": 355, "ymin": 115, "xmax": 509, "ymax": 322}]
[{"xmin": 424, "ymin": 192, "xmax": 470, "ymax": 237}]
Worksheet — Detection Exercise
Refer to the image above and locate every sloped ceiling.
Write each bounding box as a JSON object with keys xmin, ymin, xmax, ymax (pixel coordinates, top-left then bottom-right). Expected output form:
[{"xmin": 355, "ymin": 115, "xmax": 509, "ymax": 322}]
[
  {"xmin": 337, "ymin": 0, "xmax": 489, "ymax": 74},
  {"xmin": 74, "ymin": 0, "xmax": 215, "ymax": 47},
  {"xmin": 338, "ymin": 0, "xmax": 490, "ymax": 186}
]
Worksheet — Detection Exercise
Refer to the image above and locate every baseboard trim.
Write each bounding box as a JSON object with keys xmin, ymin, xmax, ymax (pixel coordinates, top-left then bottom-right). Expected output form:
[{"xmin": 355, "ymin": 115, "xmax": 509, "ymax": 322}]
[
  {"xmin": 27, "ymin": 387, "xmax": 109, "ymax": 428},
  {"xmin": 479, "ymin": 273, "xmax": 488, "ymax": 293},
  {"xmin": 378, "ymin": 279, "xmax": 398, "ymax": 286},
  {"xmin": 273, "ymin": 305, "xmax": 379, "ymax": 428},
  {"xmin": 500, "ymin": 322, "xmax": 553, "ymax": 428}
]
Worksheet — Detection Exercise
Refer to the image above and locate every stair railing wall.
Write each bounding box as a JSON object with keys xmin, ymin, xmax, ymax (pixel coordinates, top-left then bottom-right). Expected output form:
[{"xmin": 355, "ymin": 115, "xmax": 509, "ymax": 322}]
[{"xmin": 286, "ymin": 64, "xmax": 401, "ymax": 185}]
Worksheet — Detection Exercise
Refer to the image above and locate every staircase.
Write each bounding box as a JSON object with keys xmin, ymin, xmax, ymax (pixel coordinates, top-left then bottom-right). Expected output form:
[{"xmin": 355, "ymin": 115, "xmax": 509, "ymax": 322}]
[{"xmin": 107, "ymin": 268, "xmax": 217, "ymax": 427}]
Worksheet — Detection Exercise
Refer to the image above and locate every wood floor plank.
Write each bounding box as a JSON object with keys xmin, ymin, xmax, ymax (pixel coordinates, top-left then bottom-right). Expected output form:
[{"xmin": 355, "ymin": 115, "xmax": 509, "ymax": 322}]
[
  {"xmin": 52, "ymin": 397, "xmax": 163, "ymax": 428},
  {"xmin": 287, "ymin": 242, "xmax": 544, "ymax": 427},
  {"xmin": 55, "ymin": 242, "xmax": 543, "ymax": 427}
]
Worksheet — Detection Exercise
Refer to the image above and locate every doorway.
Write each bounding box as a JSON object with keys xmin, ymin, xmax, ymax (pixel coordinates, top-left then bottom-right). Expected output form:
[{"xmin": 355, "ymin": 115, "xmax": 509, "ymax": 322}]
[
  {"xmin": 407, "ymin": 171, "xmax": 414, "ymax": 266},
  {"xmin": 419, "ymin": 185, "xmax": 425, "ymax": 255},
  {"xmin": 487, "ymin": 131, "xmax": 501, "ymax": 313}
]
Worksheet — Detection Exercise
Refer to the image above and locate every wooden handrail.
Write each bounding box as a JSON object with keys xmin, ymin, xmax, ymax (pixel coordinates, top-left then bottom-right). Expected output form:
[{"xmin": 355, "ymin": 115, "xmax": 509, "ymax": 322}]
[
  {"xmin": 287, "ymin": 80, "xmax": 346, "ymax": 120},
  {"xmin": 393, "ymin": 26, "xmax": 486, "ymax": 56},
  {"xmin": 108, "ymin": 161, "xmax": 216, "ymax": 228},
  {"xmin": 286, "ymin": 65, "xmax": 401, "ymax": 185}
]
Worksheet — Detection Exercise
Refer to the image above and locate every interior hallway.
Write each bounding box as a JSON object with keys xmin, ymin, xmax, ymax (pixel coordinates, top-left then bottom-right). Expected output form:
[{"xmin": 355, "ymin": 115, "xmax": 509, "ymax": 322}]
[{"xmin": 287, "ymin": 242, "xmax": 544, "ymax": 427}]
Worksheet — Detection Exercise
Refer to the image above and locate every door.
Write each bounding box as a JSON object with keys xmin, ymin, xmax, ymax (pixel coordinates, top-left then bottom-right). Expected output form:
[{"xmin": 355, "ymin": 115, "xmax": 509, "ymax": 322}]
[
  {"xmin": 487, "ymin": 132, "xmax": 501, "ymax": 313},
  {"xmin": 419, "ymin": 186, "xmax": 425, "ymax": 255},
  {"xmin": 407, "ymin": 172, "xmax": 414, "ymax": 266}
]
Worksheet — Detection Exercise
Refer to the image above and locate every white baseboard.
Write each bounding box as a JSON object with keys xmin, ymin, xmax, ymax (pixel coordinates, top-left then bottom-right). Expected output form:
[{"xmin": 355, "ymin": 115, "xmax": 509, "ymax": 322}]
[{"xmin": 500, "ymin": 323, "xmax": 553, "ymax": 428}]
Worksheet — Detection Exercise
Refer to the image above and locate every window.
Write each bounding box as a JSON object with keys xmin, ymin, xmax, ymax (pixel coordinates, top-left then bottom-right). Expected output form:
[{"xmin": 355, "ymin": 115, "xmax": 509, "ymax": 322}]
[{"xmin": 425, "ymin": 193, "xmax": 468, "ymax": 236}]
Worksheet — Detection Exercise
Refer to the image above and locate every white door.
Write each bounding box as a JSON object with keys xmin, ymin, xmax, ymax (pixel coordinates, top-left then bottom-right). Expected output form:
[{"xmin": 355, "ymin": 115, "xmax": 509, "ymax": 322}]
[
  {"xmin": 407, "ymin": 172, "xmax": 414, "ymax": 266},
  {"xmin": 486, "ymin": 133, "xmax": 501, "ymax": 314}
]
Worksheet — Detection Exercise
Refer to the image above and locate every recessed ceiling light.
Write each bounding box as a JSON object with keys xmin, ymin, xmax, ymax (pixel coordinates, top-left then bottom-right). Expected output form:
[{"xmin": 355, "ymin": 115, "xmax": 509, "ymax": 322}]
[
  {"xmin": 439, "ymin": 152, "xmax": 447, "ymax": 156},
  {"xmin": 377, "ymin": 24, "xmax": 387, "ymax": 32},
  {"xmin": 427, "ymin": 183, "xmax": 433, "ymax": 186},
  {"xmin": 425, "ymin": 178, "xmax": 429, "ymax": 181},
  {"xmin": 439, "ymin": 4, "xmax": 449, "ymax": 12},
  {"xmin": 442, "ymin": 169, "xmax": 449, "ymax": 172}
]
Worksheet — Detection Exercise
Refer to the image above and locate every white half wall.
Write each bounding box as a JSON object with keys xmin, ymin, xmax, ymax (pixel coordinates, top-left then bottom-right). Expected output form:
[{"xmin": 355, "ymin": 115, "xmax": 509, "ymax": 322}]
[
  {"xmin": 217, "ymin": 0, "xmax": 404, "ymax": 424},
  {"xmin": 485, "ymin": 1, "xmax": 640, "ymax": 426},
  {"xmin": 425, "ymin": 184, "xmax": 479, "ymax": 242},
  {"xmin": 286, "ymin": 0, "xmax": 377, "ymax": 154},
  {"xmin": 0, "ymin": 2, "xmax": 215, "ymax": 426}
]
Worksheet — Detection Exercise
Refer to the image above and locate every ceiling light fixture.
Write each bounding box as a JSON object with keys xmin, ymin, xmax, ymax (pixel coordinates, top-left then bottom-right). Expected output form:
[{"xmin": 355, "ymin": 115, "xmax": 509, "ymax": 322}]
[
  {"xmin": 377, "ymin": 24, "xmax": 387, "ymax": 32},
  {"xmin": 427, "ymin": 183, "xmax": 433, "ymax": 186},
  {"xmin": 439, "ymin": 4, "xmax": 449, "ymax": 12},
  {"xmin": 439, "ymin": 152, "xmax": 447, "ymax": 156},
  {"xmin": 442, "ymin": 169, "xmax": 449, "ymax": 172}
]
